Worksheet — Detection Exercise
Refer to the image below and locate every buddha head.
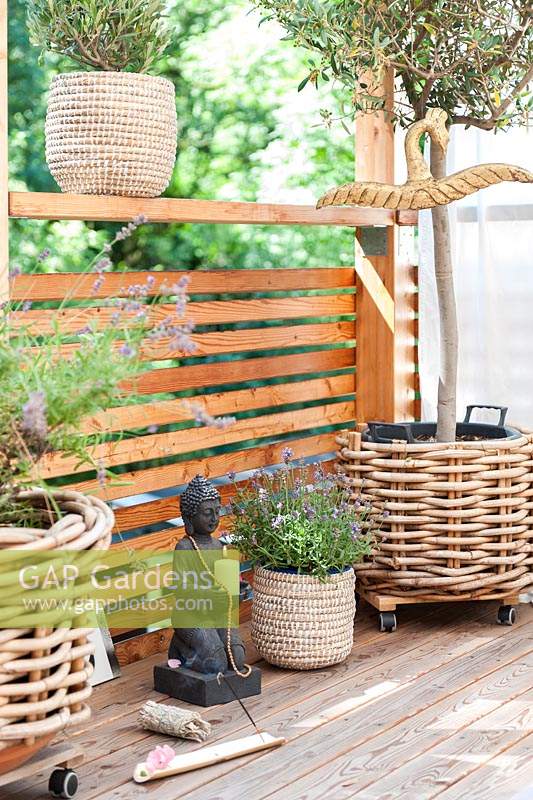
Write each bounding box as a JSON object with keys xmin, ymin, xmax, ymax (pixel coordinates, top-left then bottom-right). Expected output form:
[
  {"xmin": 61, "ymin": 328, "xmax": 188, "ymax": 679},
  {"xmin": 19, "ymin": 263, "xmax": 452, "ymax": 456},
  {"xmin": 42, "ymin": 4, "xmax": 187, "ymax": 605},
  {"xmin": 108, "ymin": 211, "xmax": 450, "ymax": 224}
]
[{"xmin": 180, "ymin": 475, "xmax": 221, "ymax": 538}]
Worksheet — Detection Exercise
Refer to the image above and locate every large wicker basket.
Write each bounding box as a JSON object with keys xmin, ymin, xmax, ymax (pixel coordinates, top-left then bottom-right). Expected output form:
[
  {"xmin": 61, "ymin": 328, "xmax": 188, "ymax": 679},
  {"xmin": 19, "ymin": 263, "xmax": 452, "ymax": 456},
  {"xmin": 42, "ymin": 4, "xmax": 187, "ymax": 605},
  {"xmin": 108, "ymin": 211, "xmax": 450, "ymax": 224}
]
[
  {"xmin": 251, "ymin": 566, "xmax": 356, "ymax": 670},
  {"xmin": 336, "ymin": 429, "xmax": 533, "ymax": 601},
  {"xmin": 0, "ymin": 489, "xmax": 113, "ymax": 775},
  {"xmin": 45, "ymin": 71, "xmax": 177, "ymax": 197}
]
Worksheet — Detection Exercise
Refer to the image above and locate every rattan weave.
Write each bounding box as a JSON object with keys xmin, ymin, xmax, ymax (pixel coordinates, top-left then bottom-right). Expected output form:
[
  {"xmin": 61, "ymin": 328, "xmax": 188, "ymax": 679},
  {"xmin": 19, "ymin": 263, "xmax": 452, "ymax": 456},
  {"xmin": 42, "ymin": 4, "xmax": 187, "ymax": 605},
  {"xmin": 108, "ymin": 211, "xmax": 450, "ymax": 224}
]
[
  {"xmin": 0, "ymin": 489, "xmax": 113, "ymax": 760},
  {"xmin": 336, "ymin": 429, "xmax": 533, "ymax": 601},
  {"xmin": 45, "ymin": 72, "xmax": 177, "ymax": 197},
  {"xmin": 251, "ymin": 566, "xmax": 355, "ymax": 669}
]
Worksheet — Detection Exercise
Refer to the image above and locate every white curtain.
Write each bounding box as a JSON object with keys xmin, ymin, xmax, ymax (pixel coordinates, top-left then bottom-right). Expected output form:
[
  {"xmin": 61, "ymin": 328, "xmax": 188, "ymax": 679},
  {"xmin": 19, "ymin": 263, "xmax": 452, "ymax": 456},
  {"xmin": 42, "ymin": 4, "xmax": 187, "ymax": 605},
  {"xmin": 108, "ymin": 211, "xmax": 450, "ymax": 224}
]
[{"xmin": 418, "ymin": 125, "xmax": 533, "ymax": 428}]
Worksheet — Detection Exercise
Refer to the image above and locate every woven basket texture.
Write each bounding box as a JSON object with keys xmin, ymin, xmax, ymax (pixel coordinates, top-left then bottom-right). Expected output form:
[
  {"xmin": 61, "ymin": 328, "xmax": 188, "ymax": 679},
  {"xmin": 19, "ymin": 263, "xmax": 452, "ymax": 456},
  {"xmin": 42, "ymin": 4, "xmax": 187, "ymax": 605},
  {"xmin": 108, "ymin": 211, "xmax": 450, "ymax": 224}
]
[
  {"xmin": 0, "ymin": 489, "xmax": 113, "ymax": 765},
  {"xmin": 336, "ymin": 429, "xmax": 533, "ymax": 601},
  {"xmin": 251, "ymin": 565, "xmax": 355, "ymax": 670},
  {"xmin": 45, "ymin": 71, "xmax": 177, "ymax": 197}
]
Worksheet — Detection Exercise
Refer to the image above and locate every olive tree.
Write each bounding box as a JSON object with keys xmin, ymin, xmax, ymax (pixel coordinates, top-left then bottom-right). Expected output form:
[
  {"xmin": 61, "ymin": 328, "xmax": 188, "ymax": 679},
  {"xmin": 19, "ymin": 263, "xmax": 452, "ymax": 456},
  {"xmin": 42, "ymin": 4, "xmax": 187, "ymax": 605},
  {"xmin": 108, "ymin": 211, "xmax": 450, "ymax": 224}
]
[{"xmin": 253, "ymin": 0, "xmax": 533, "ymax": 440}]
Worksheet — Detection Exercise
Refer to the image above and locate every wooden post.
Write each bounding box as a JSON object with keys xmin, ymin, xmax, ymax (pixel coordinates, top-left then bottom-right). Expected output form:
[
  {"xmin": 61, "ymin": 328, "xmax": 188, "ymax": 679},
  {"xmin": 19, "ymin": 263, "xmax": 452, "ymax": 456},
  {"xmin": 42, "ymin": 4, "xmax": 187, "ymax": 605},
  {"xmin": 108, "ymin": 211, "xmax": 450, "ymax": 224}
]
[
  {"xmin": 354, "ymin": 70, "xmax": 415, "ymax": 423},
  {"xmin": 0, "ymin": 0, "xmax": 7, "ymax": 302}
]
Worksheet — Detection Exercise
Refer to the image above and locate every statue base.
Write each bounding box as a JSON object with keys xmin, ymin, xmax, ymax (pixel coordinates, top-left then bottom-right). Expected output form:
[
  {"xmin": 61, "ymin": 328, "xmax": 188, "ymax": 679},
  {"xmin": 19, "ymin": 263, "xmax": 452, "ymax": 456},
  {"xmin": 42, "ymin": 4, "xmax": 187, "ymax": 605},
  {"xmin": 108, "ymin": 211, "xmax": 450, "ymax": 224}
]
[{"xmin": 153, "ymin": 664, "xmax": 262, "ymax": 707}]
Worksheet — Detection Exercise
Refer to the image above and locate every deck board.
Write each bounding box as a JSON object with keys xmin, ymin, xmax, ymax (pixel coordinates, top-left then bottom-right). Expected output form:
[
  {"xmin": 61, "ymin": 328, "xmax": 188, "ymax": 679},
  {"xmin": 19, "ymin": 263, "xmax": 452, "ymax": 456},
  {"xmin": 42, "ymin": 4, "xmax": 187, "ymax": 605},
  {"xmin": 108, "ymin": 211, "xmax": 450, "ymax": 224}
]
[{"xmin": 4, "ymin": 601, "xmax": 532, "ymax": 800}]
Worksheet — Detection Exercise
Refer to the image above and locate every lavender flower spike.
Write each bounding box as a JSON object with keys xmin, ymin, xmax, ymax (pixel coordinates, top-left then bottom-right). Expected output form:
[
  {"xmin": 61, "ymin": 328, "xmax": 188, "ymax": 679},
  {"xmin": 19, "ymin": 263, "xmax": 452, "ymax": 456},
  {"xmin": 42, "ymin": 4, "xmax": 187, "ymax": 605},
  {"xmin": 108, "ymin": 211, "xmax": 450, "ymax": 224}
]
[
  {"xmin": 281, "ymin": 446, "xmax": 294, "ymax": 464},
  {"xmin": 21, "ymin": 391, "xmax": 48, "ymax": 443},
  {"xmin": 184, "ymin": 401, "xmax": 236, "ymax": 430}
]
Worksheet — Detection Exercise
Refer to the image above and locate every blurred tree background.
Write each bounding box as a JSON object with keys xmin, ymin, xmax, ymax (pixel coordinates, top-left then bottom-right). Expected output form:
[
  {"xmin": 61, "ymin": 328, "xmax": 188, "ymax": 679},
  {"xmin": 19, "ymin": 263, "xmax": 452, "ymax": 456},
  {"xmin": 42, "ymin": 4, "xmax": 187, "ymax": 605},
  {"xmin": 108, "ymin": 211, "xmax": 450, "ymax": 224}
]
[{"xmin": 8, "ymin": 0, "xmax": 354, "ymax": 273}]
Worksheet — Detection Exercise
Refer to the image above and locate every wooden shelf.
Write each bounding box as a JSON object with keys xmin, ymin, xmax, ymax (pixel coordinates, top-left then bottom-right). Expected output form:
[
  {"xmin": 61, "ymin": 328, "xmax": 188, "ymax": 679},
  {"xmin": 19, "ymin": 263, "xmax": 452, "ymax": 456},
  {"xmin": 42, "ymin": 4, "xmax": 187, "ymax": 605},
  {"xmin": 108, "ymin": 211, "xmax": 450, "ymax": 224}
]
[{"xmin": 7, "ymin": 191, "xmax": 416, "ymax": 227}]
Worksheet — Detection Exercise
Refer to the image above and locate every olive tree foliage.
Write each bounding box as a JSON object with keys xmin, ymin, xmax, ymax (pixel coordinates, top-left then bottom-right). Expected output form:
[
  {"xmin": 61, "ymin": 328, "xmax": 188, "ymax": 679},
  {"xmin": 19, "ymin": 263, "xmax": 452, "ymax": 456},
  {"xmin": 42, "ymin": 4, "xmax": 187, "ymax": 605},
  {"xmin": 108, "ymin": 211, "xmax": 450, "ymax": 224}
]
[
  {"xmin": 254, "ymin": 0, "xmax": 533, "ymax": 130},
  {"xmin": 254, "ymin": 0, "xmax": 533, "ymax": 441},
  {"xmin": 27, "ymin": 0, "xmax": 170, "ymax": 72}
]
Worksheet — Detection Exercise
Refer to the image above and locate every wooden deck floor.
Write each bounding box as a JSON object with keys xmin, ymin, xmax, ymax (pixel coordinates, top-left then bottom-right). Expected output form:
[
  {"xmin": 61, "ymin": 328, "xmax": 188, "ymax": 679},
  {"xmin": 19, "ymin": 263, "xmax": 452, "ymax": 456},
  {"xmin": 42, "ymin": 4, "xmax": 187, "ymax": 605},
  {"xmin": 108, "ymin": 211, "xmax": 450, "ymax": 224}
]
[{"xmin": 4, "ymin": 600, "xmax": 532, "ymax": 800}]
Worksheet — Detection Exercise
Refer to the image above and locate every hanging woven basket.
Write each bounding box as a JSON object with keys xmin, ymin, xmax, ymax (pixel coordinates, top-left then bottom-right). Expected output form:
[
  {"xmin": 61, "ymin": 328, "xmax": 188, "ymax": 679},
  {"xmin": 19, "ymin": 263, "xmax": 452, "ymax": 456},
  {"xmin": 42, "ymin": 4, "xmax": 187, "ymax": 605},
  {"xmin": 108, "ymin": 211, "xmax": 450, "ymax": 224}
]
[
  {"xmin": 336, "ymin": 427, "xmax": 533, "ymax": 601},
  {"xmin": 45, "ymin": 71, "xmax": 177, "ymax": 197},
  {"xmin": 0, "ymin": 489, "xmax": 113, "ymax": 775},
  {"xmin": 251, "ymin": 566, "xmax": 356, "ymax": 670}
]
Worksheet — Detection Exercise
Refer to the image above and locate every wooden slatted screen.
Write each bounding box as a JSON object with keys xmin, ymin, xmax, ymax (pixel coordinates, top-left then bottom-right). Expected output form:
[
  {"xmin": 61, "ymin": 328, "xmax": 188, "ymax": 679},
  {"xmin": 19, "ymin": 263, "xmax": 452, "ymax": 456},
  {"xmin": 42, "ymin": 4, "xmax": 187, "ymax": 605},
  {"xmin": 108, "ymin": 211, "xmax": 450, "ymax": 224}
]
[{"xmin": 12, "ymin": 266, "xmax": 356, "ymax": 656}]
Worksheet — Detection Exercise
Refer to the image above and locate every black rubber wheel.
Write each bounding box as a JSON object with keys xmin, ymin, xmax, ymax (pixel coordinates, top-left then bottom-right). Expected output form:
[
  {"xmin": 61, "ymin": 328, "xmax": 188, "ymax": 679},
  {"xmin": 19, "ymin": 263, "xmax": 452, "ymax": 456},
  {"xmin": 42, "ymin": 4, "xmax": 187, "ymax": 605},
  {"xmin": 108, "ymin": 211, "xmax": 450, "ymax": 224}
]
[
  {"xmin": 379, "ymin": 611, "xmax": 397, "ymax": 633},
  {"xmin": 49, "ymin": 768, "xmax": 79, "ymax": 798},
  {"xmin": 497, "ymin": 605, "xmax": 516, "ymax": 626}
]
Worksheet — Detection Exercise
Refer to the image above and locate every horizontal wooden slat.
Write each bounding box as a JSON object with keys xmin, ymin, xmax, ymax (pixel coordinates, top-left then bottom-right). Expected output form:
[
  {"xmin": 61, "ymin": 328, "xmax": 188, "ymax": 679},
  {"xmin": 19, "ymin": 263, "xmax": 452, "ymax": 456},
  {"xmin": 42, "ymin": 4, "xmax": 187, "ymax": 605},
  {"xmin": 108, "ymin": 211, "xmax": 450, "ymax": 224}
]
[
  {"xmin": 56, "ymin": 432, "xmax": 340, "ymax": 499},
  {"xmin": 14, "ymin": 294, "xmax": 355, "ymax": 335},
  {"xmin": 128, "ymin": 348, "xmax": 355, "ymax": 395},
  {"xmin": 87, "ymin": 374, "xmax": 355, "ymax": 433},
  {"xmin": 9, "ymin": 191, "xmax": 397, "ymax": 227},
  {"xmin": 41, "ymin": 400, "xmax": 354, "ymax": 477},
  {"xmin": 45, "ymin": 320, "xmax": 356, "ymax": 362},
  {"xmin": 11, "ymin": 268, "xmax": 355, "ymax": 301}
]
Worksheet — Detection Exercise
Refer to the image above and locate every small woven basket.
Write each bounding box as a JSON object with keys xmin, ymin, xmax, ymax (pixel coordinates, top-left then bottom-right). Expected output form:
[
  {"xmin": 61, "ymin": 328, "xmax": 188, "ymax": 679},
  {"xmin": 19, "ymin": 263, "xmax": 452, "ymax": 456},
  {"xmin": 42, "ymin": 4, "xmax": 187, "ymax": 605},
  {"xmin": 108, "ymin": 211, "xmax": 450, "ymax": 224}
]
[
  {"xmin": 251, "ymin": 566, "xmax": 356, "ymax": 670},
  {"xmin": 336, "ymin": 429, "xmax": 533, "ymax": 601},
  {"xmin": 45, "ymin": 71, "xmax": 177, "ymax": 197},
  {"xmin": 0, "ymin": 489, "xmax": 113, "ymax": 774}
]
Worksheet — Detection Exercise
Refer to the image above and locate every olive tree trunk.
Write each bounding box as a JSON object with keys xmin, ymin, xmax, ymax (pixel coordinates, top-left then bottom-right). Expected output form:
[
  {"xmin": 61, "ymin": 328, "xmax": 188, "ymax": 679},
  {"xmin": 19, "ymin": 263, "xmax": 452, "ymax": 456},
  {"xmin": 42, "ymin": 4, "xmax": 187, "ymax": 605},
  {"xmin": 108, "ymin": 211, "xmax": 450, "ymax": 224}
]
[{"xmin": 430, "ymin": 138, "xmax": 458, "ymax": 442}]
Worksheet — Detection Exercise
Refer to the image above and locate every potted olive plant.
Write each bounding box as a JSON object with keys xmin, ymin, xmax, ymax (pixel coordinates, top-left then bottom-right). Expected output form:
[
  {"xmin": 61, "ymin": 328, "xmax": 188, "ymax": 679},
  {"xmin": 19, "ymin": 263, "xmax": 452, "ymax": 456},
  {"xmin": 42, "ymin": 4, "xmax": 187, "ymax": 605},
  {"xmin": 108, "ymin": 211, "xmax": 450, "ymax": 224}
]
[
  {"xmin": 252, "ymin": 0, "xmax": 533, "ymax": 618},
  {"xmin": 229, "ymin": 451, "xmax": 373, "ymax": 669},
  {"xmin": 27, "ymin": 0, "xmax": 177, "ymax": 197}
]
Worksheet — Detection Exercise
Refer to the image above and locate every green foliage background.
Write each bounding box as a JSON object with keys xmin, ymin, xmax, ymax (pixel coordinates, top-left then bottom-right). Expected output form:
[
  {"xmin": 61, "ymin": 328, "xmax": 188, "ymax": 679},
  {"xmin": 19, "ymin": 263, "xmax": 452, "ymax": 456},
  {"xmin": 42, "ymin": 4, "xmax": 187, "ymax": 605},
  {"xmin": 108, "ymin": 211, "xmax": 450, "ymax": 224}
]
[{"xmin": 8, "ymin": 0, "xmax": 354, "ymax": 274}]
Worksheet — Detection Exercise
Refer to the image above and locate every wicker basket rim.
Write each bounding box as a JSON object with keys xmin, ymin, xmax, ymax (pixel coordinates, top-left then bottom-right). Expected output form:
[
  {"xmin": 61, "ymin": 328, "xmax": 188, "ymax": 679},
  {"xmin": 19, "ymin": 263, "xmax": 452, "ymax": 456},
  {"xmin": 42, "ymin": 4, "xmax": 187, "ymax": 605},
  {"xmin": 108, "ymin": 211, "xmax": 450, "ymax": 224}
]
[{"xmin": 50, "ymin": 71, "xmax": 175, "ymax": 89}]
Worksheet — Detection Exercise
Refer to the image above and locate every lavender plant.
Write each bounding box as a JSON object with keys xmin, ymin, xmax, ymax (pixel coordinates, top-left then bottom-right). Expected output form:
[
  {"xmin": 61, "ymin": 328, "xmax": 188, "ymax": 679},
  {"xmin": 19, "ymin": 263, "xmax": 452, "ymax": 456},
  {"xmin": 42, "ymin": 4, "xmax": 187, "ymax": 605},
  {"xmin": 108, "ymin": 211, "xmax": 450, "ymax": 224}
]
[
  {"xmin": 1, "ymin": 217, "xmax": 230, "ymax": 528},
  {"xmin": 229, "ymin": 449, "xmax": 374, "ymax": 579}
]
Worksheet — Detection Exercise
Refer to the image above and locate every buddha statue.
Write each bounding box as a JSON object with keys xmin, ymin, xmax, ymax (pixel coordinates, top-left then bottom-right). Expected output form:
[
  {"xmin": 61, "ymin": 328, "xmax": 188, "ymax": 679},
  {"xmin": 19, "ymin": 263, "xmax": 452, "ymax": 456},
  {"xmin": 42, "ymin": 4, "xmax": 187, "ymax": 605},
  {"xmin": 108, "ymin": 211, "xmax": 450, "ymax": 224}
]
[{"xmin": 168, "ymin": 475, "xmax": 247, "ymax": 675}]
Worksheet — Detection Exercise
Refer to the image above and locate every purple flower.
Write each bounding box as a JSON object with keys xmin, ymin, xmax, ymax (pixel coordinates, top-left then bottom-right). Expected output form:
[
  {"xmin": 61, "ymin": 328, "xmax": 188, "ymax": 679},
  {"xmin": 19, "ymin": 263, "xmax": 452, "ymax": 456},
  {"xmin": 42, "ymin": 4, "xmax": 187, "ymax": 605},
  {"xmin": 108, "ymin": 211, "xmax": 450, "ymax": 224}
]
[
  {"xmin": 185, "ymin": 401, "xmax": 236, "ymax": 430},
  {"xmin": 9, "ymin": 264, "xmax": 21, "ymax": 278},
  {"xmin": 37, "ymin": 248, "xmax": 51, "ymax": 262},
  {"xmin": 103, "ymin": 243, "xmax": 112, "ymax": 254},
  {"xmin": 96, "ymin": 460, "xmax": 106, "ymax": 489},
  {"xmin": 93, "ymin": 257, "xmax": 111, "ymax": 273},
  {"xmin": 91, "ymin": 275, "xmax": 105, "ymax": 296},
  {"xmin": 147, "ymin": 424, "xmax": 159, "ymax": 434},
  {"xmin": 272, "ymin": 514, "xmax": 283, "ymax": 528},
  {"xmin": 119, "ymin": 344, "xmax": 135, "ymax": 358},
  {"xmin": 21, "ymin": 391, "xmax": 47, "ymax": 443},
  {"xmin": 146, "ymin": 275, "xmax": 156, "ymax": 288},
  {"xmin": 133, "ymin": 214, "xmax": 148, "ymax": 225},
  {"xmin": 226, "ymin": 471, "xmax": 236, "ymax": 482},
  {"xmin": 76, "ymin": 325, "xmax": 92, "ymax": 336},
  {"xmin": 281, "ymin": 447, "xmax": 293, "ymax": 464},
  {"xmin": 21, "ymin": 300, "xmax": 32, "ymax": 311}
]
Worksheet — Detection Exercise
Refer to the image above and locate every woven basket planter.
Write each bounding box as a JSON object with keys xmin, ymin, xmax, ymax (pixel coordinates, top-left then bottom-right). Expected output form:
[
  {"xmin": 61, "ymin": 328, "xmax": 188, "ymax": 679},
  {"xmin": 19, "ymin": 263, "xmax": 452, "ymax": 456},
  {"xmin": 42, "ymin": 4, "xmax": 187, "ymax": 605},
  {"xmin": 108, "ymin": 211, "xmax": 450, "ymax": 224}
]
[
  {"xmin": 251, "ymin": 566, "xmax": 356, "ymax": 670},
  {"xmin": 0, "ymin": 489, "xmax": 113, "ymax": 775},
  {"xmin": 336, "ymin": 428, "xmax": 533, "ymax": 601},
  {"xmin": 45, "ymin": 71, "xmax": 177, "ymax": 197}
]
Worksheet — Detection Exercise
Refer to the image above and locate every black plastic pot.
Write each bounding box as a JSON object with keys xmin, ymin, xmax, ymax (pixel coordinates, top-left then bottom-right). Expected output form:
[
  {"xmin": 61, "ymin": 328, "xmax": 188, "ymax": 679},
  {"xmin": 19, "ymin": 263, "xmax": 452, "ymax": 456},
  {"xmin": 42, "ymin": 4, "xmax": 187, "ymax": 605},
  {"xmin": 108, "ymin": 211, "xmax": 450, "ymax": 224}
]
[{"xmin": 363, "ymin": 404, "xmax": 521, "ymax": 444}]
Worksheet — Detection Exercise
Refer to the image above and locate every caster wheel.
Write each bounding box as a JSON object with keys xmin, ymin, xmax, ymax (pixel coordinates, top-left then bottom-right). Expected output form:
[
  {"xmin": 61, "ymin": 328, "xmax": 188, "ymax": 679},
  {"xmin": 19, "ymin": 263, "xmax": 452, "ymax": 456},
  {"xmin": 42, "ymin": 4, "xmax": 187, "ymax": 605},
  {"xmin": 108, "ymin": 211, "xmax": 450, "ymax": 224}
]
[
  {"xmin": 49, "ymin": 768, "xmax": 79, "ymax": 798},
  {"xmin": 379, "ymin": 612, "xmax": 397, "ymax": 633},
  {"xmin": 497, "ymin": 605, "xmax": 516, "ymax": 626}
]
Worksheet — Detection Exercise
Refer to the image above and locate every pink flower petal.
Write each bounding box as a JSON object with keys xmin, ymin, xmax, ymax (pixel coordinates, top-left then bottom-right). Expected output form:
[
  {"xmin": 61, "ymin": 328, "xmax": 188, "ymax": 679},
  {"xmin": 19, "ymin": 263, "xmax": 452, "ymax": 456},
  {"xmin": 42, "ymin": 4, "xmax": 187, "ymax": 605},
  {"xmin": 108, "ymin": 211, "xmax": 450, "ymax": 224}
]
[{"xmin": 167, "ymin": 658, "xmax": 181, "ymax": 669}]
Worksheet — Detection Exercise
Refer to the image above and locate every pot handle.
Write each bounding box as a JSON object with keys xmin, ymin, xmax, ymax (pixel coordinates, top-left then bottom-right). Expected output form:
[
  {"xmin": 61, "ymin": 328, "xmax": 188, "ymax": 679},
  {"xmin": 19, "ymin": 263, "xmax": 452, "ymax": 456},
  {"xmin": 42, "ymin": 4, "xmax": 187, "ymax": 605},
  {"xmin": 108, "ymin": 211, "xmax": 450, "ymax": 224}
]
[
  {"xmin": 366, "ymin": 421, "xmax": 415, "ymax": 443},
  {"xmin": 463, "ymin": 405, "xmax": 508, "ymax": 427}
]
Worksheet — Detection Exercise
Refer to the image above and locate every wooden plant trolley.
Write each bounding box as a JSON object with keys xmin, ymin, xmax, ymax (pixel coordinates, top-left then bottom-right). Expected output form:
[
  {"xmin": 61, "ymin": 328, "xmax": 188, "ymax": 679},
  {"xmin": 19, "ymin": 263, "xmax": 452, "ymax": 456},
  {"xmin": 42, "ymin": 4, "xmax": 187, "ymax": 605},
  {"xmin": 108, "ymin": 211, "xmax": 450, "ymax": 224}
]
[
  {"xmin": 356, "ymin": 586, "xmax": 522, "ymax": 632},
  {"xmin": 0, "ymin": 741, "xmax": 84, "ymax": 798}
]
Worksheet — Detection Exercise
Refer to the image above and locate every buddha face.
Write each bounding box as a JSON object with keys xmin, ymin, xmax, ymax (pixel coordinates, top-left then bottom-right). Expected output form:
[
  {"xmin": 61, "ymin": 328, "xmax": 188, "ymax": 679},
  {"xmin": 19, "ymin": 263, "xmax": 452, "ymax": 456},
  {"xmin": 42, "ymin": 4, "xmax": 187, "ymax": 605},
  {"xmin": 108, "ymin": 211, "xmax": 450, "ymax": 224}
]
[{"xmin": 188, "ymin": 499, "xmax": 221, "ymax": 537}]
